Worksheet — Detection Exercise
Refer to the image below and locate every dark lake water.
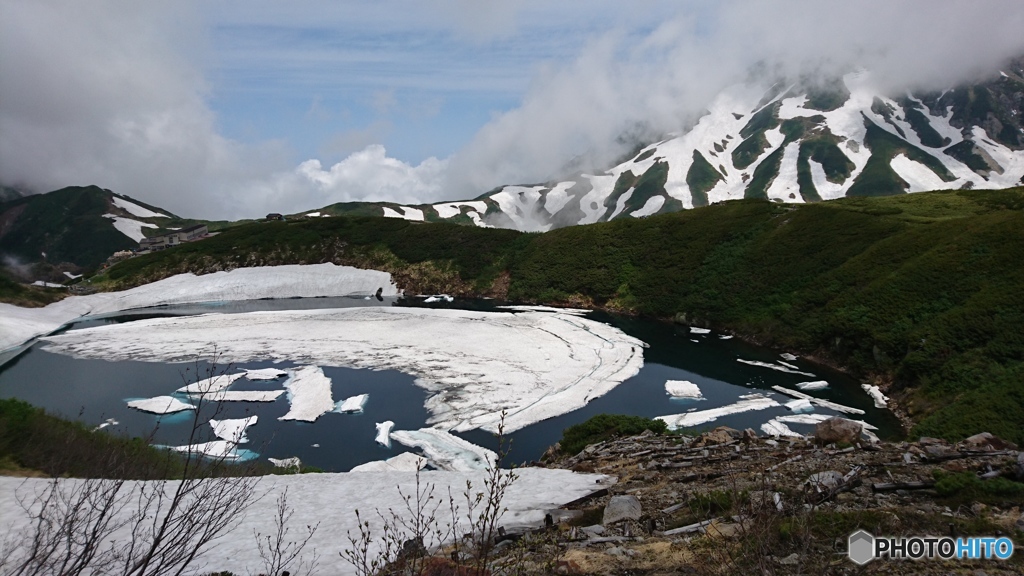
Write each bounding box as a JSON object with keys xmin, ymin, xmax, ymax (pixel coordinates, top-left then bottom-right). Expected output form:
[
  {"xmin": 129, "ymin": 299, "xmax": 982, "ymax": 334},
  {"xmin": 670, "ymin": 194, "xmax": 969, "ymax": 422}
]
[{"xmin": 0, "ymin": 296, "xmax": 902, "ymax": 471}]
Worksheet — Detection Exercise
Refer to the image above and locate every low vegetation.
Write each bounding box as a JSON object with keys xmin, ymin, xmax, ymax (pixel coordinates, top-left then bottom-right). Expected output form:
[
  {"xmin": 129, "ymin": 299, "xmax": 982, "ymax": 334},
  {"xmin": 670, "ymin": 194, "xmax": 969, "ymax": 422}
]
[{"xmin": 559, "ymin": 414, "xmax": 668, "ymax": 455}]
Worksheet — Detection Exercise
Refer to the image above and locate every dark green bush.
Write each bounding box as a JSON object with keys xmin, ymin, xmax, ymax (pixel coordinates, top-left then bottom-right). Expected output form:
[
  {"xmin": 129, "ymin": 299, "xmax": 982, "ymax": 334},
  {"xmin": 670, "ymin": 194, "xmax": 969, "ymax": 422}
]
[{"xmin": 559, "ymin": 414, "xmax": 668, "ymax": 455}]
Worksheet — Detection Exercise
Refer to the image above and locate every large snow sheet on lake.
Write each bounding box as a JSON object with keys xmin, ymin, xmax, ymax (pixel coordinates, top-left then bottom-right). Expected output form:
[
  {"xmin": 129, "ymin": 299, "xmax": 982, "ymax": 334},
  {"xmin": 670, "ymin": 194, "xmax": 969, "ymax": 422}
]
[
  {"xmin": 0, "ymin": 264, "xmax": 397, "ymax": 352},
  {"xmin": 41, "ymin": 307, "xmax": 645, "ymax": 433},
  {"xmin": 0, "ymin": 468, "xmax": 612, "ymax": 576}
]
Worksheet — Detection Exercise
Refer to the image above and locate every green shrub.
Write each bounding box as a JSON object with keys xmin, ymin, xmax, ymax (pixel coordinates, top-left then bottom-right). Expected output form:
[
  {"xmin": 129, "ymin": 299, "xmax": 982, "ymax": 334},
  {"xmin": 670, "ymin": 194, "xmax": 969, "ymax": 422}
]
[{"xmin": 559, "ymin": 414, "xmax": 667, "ymax": 455}]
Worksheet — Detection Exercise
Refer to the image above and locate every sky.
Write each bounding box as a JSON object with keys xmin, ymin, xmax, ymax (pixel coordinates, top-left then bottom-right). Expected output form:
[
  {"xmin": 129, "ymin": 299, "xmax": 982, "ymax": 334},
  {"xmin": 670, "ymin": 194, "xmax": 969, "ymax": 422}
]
[{"xmin": 1, "ymin": 0, "xmax": 1023, "ymax": 219}]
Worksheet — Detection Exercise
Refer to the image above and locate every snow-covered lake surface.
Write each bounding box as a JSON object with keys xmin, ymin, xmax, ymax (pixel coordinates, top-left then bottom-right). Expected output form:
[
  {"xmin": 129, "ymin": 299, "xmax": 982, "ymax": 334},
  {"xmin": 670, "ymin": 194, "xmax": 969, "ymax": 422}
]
[{"xmin": 0, "ymin": 266, "xmax": 900, "ymax": 474}]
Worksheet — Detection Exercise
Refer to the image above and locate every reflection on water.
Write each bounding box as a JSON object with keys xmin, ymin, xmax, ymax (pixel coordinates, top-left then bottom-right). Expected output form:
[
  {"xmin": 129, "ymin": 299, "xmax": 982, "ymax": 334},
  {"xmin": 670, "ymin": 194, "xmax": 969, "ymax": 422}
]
[{"xmin": 0, "ymin": 296, "xmax": 902, "ymax": 471}]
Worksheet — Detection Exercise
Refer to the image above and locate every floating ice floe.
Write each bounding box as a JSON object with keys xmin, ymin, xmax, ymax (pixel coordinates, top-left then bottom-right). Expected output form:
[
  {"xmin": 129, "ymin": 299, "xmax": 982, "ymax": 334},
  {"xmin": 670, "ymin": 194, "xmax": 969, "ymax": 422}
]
[
  {"xmin": 795, "ymin": 380, "xmax": 829, "ymax": 391},
  {"xmin": 665, "ymin": 380, "xmax": 703, "ymax": 399},
  {"xmin": 689, "ymin": 327, "xmax": 710, "ymax": 334},
  {"xmin": 178, "ymin": 372, "xmax": 247, "ymax": 395},
  {"xmin": 389, "ymin": 428, "xmax": 497, "ymax": 472},
  {"xmin": 771, "ymin": 386, "xmax": 864, "ymax": 415},
  {"xmin": 94, "ymin": 418, "xmax": 119, "ymax": 431},
  {"xmin": 127, "ymin": 396, "xmax": 194, "ymax": 414},
  {"xmin": 336, "ymin": 394, "xmax": 369, "ymax": 413},
  {"xmin": 280, "ymin": 366, "xmax": 334, "ymax": 422},
  {"xmin": 375, "ymin": 421, "xmax": 394, "ymax": 448},
  {"xmin": 168, "ymin": 441, "xmax": 253, "ymax": 461},
  {"xmin": 201, "ymin": 390, "xmax": 285, "ymax": 402},
  {"xmin": 736, "ymin": 359, "xmax": 815, "ymax": 377},
  {"xmin": 41, "ymin": 307, "xmax": 645, "ymax": 433},
  {"xmin": 243, "ymin": 368, "xmax": 287, "ymax": 380},
  {"xmin": 777, "ymin": 361, "xmax": 801, "ymax": 370},
  {"xmin": 719, "ymin": 335, "xmax": 734, "ymax": 340},
  {"xmin": 761, "ymin": 419, "xmax": 801, "ymax": 438},
  {"xmin": 268, "ymin": 457, "xmax": 301, "ymax": 469},
  {"xmin": 31, "ymin": 281, "xmax": 63, "ymax": 288},
  {"xmin": 350, "ymin": 452, "xmax": 427, "ymax": 473},
  {"xmin": 423, "ymin": 294, "xmax": 454, "ymax": 303},
  {"xmin": 1, "ymin": 263, "xmax": 398, "ymax": 352},
  {"xmin": 63, "ymin": 271, "xmax": 82, "ymax": 280},
  {"xmin": 498, "ymin": 305, "xmax": 589, "ymax": 316},
  {"xmin": 861, "ymin": 384, "xmax": 889, "ymax": 408},
  {"xmin": 0, "ymin": 468, "xmax": 614, "ymax": 575},
  {"xmin": 656, "ymin": 394, "xmax": 779, "ymax": 430},
  {"xmin": 771, "ymin": 413, "xmax": 880, "ymax": 443},
  {"xmin": 209, "ymin": 416, "xmax": 258, "ymax": 443},
  {"xmin": 780, "ymin": 353, "xmax": 798, "ymax": 361},
  {"xmin": 784, "ymin": 398, "xmax": 813, "ymax": 412}
]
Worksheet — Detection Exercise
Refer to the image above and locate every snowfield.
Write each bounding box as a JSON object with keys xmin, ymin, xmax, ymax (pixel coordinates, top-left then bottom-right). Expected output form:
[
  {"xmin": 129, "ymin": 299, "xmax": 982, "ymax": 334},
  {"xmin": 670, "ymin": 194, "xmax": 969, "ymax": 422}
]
[
  {"xmin": 103, "ymin": 214, "xmax": 158, "ymax": 242},
  {"xmin": 39, "ymin": 307, "xmax": 646, "ymax": 433},
  {"xmin": 0, "ymin": 469, "xmax": 613, "ymax": 576},
  {"xmin": 0, "ymin": 264, "xmax": 398, "ymax": 353},
  {"xmin": 112, "ymin": 195, "xmax": 169, "ymax": 218}
]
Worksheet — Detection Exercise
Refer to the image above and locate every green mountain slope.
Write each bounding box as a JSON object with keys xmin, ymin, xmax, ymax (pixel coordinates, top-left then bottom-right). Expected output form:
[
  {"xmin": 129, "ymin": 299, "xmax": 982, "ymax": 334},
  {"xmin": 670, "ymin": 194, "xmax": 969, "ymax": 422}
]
[
  {"xmin": 93, "ymin": 187, "xmax": 1024, "ymax": 445},
  {"xmin": 0, "ymin": 186, "xmax": 238, "ymax": 273}
]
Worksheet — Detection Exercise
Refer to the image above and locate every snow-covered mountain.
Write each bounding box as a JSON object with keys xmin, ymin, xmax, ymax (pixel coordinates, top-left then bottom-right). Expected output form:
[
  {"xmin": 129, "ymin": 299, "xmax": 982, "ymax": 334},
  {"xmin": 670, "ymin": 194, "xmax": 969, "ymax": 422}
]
[{"xmin": 326, "ymin": 65, "xmax": 1024, "ymax": 232}]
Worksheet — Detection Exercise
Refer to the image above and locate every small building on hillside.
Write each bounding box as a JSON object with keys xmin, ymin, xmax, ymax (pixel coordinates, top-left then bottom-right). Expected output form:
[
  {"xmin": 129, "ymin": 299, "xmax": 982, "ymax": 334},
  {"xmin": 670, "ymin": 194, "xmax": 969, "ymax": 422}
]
[
  {"xmin": 266, "ymin": 213, "xmax": 285, "ymax": 221},
  {"xmin": 139, "ymin": 224, "xmax": 209, "ymax": 251}
]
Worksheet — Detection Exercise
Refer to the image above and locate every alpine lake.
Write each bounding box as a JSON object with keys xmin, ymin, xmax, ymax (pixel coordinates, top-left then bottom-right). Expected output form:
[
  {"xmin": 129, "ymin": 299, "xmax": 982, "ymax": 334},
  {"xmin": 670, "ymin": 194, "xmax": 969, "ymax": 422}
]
[{"xmin": 0, "ymin": 296, "xmax": 902, "ymax": 471}]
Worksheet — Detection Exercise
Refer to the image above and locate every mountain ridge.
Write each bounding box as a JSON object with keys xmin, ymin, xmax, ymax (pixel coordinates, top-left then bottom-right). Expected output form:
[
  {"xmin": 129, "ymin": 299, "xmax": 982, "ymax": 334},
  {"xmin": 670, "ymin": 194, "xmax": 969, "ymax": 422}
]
[{"xmin": 311, "ymin": 63, "xmax": 1024, "ymax": 231}]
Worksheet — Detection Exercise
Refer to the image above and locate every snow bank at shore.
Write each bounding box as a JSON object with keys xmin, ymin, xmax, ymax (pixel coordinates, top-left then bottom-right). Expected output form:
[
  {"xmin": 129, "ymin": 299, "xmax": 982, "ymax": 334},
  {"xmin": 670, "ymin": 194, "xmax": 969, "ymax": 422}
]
[
  {"xmin": 0, "ymin": 469, "xmax": 613, "ymax": 576},
  {"xmin": 0, "ymin": 264, "xmax": 398, "ymax": 352}
]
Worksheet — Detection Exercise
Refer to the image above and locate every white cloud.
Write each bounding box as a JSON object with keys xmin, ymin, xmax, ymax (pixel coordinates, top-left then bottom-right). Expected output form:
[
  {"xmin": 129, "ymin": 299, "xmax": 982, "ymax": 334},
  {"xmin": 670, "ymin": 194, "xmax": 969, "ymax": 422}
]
[
  {"xmin": 2, "ymin": 0, "xmax": 1022, "ymax": 220},
  {"xmin": 285, "ymin": 145, "xmax": 449, "ymax": 206}
]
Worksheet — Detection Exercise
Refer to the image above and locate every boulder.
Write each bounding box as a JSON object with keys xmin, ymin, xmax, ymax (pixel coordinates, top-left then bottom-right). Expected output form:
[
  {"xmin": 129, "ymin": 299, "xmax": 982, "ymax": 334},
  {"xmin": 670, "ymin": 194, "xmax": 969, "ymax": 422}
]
[
  {"xmin": 695, "ymin": 426, "xmax": 742, "ymax": 446},
  {"xmin": 1017, "ymin": 453, "xmax": 1024, "ymax": 481},
  {"xmin": 742, "ymin": 428, "xmax": 758, "ymax": 443},
  {"xmin": 603, "ymin": 495, "xmax": 642, "ymax": 525},
  {"xmin": 814, "ymin": 417, "xmax": 862, "ymax": 445},
  {"xmin": 805, "ymin": 470, "xmax": 844, "ymax": 493},
  {"xmin": 961, "ymin": 432, "xmax": 1017, "ymax": 451}
]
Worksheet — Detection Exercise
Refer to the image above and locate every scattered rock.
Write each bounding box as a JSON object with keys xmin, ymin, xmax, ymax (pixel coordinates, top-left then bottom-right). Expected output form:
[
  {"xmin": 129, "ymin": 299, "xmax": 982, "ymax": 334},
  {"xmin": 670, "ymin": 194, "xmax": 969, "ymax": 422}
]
[
  {"xmin": 603, "ymin": 495, "xmax": 642, "ymax": 525},
  {"xmin": 805, "ymin": 470, "xmax": 844, "ymax": 492},
  {"xmin": 961, "ymin": 432, "xmax": 1017, "ymax": 451},
  {"xmin": 814, "ymin": 417, "xmax": 861, "ymax": 445},
  {"xmin": 918, "ymin": 437, "xmax": 947, "ymax": 446},
  {"xmin": 924, "ymin": 444, "xmax": 954, "ymax": 460},
  {"xmin": 777, "ymin": 552, "xmax": 801, "ymax": 565},
  {"xmin": 695, "ymin": 426, "xmax": 740, "ymax": 446},
  {"xmin": 581, "ymin": 525, "xmax": 605, "ymax": 537},
  {"xmin": 741, "ymin": 428, "xmax": 758, "ymax": 443},
  {"xmin": 1017, "ymin": 453, "xmax": 1024, "ymax": 480}
]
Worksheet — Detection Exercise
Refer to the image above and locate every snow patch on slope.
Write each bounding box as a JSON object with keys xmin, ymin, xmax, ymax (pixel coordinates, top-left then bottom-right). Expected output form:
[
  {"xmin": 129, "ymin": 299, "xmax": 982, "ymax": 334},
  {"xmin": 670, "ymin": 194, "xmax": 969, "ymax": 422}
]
[
  {"xmin": 103, "ymin": 214, "xmax": 157, "ymax": 242},
  {"xmin": 112, "ymin": 196, "xmax": 168, "ymax": 218}
]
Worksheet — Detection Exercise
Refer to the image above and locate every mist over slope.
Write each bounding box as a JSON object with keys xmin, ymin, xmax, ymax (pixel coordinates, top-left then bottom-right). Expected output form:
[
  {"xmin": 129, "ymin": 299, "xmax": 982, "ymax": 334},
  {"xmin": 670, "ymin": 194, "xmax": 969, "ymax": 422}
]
[{"xmin": 331, "ymin": 62, "xmax": 1024, "ymax": 231}]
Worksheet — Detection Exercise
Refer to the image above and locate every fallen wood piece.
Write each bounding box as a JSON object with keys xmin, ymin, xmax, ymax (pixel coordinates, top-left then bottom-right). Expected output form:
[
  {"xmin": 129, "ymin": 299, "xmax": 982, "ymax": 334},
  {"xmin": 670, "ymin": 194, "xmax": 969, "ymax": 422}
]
[
  {"xmin": 872, "ymin": 481, "xmax": 936, "ymax": 492},
  {"xmin": 663, "ymin": 518, "xmax": 720, "ymax": 536},
  {"xmin": 629, "ymin": 449, "xmax": 653, "ymax": 458},
  {"xmin": 559, "ymin": 488, "xmax": 609, "ymax": 509},
  {"xmin": 926, "ymin": 449, "xmax": 1018, "ymax": 462},
  {"xmin": 766, "ymin": 454, "xmax": 802, "ymax": 472},
  {"xmin": 771, "ymin": 385, "xmax": 865, "ymax": 415},
  {"xmin": 587, "ymin": 536, "xmax": 634, "ymax": 544},
  {"xmin": 662, "ymin": 502, "xmax": 686, "ymax": 514}
]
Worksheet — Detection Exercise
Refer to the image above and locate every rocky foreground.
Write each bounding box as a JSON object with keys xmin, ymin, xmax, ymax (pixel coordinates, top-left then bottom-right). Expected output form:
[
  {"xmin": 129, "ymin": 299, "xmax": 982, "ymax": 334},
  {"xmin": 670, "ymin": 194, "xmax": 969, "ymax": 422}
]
[{"xmin": 462, "ymin": 419, "xmax": 1024, "ymax": 575}]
